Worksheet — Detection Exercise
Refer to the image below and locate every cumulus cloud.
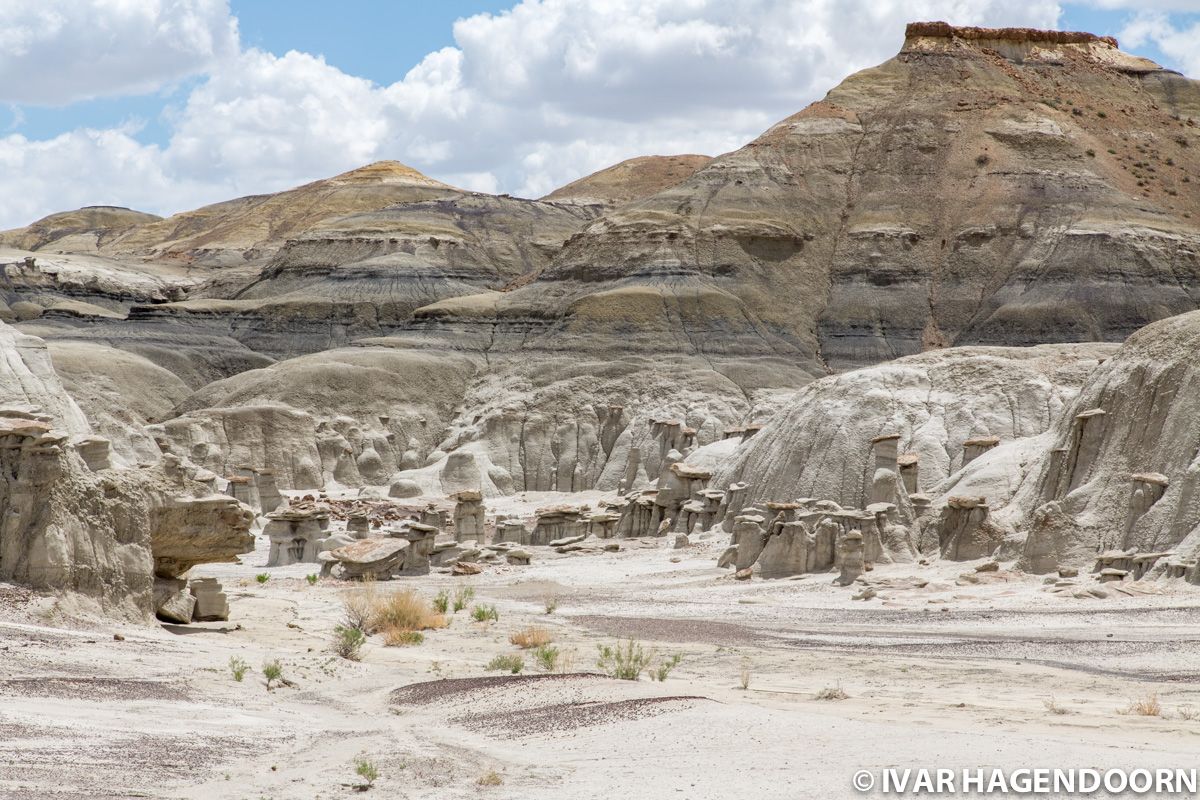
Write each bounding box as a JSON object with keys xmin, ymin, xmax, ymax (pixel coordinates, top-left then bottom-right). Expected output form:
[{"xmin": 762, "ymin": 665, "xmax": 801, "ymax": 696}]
[
  {"xmin": 0, "ymin": 0, "xmax": 239, "ymax": 105},
  {"xmin": 1120, "ymin": 12, "xmax": 1200, "ymax": 77},
  {"xmin": 5, "ymin": 0, "xmax": 1196, "ymax": 230}
]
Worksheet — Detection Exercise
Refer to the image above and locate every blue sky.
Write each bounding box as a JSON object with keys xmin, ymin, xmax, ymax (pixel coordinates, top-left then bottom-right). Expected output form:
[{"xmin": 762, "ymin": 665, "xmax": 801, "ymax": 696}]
[{"xmin": 1, "ymin": 1, "xmax": 1198, "ymax": 228}]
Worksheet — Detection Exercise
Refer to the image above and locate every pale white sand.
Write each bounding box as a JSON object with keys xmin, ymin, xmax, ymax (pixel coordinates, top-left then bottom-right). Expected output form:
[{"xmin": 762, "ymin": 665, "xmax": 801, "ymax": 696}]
[{"xmin": 2, "ymin": 491, "xmax": 1198, "ymax": 799}]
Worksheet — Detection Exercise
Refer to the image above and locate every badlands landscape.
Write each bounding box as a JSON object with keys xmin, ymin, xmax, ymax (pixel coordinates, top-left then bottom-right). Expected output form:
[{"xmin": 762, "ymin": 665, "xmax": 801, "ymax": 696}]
[{"xmin": 2, "ymin": 21, "xmax": 1200, "ymax": 799}]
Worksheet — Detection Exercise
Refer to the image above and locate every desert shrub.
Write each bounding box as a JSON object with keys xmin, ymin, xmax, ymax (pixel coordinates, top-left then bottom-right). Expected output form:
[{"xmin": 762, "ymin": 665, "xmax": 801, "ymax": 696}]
[
  {"xmin": 477, "ymin": 769, "xmax": 503, "ymax": 786},
  {"xmin": 1177, "ymin": 705, "xmax": 1199, "ymax": 721},
  {"xmin": 534, "ymin": 644, "xmax": 559, "ymax": 671},
  {"xmin": 510, "ymin": 626, "xmax": 552, "ymax": 649},
  {"xmin": 815, "ymin": 684, "xmax": 849, "ymax": 701},
  {"xmin": 739, "ymin": 660, "xmax": 752, "ymax": 691},
  {"xmin": 975, "ymin": 153, "xmax": 990, "ymax": 166},
  {"xmin": 1121, "ymin": 693, "xmax": 1162, "ymax": 717},
  {"xmin": 255, "ymin": 573, "xmax": 270, "ymax": 584},
  {"xmin": 543, "ymin": 596, "xmax": 559, "ymax": 614},
  {"xmin": 354, "ymin": 757, "xmax": 379, "ymax": 789},
  {"xmin": 342, "ymin": 586, "xmax": 446, "ymax": 637},
  {"xmin": 651, "ymin": 653, "xmax": 682, "ymax": 682},
  {"xmin": 487, "ymin": 654, "xmax": 524, "ymax": 674},
  {"xmin": 228, "ymin": 656, "xmax": 250, "ymax": 682},
  {"xmin": 472, "ymin": 604, "xmax": 500, "ymax": 623},
  {"xmin": 432, "ymin": 589, "xmax": 450, "ymax": 614},
  {"xmin": 332, "ymin": 625, "xmax": 366, "ymax": 660},
  {"xmin": 384, "ymin": 629, "xmax": 424, "ymax": 647},
  {"xmin": 306, "ymin": 574, "xmax": 319, "ymax": 585},
  {"xmin": 597, "ymin": 640, "xmax": 653, "ymax": 681},
  {"xmin": 452, "ymin": 586, "xmax": 475, "ymax": 613},
  {"xmin": 262, "ymin": 659, "xmax": 284, "ymax": 690}
]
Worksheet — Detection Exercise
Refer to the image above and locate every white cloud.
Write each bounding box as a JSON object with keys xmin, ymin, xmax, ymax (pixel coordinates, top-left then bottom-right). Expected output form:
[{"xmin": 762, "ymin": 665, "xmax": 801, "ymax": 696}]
[
  {"xmin": 14, "ymin": 0, "xmax": 1200, "ymax": 231},
  {"xmin": 0, "ymin": 0, "xmax": 239, "ymax": 105},
  {"xmin": 1120, "ymin": 12, "xmax": 1200, "ymax": 77}
]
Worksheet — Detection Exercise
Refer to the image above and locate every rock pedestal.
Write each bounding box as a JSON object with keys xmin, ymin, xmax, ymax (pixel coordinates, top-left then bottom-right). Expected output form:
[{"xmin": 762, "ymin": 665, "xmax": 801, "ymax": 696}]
[
  {"xmin": 189, "ymin": 577, "xmax": 230, "ymax": 621},
  {"xmin": 265, "ymin": 506, "xmax": 332, "ymax": 567},
  {"xmin": 326, "ymin": 538, "xmax": 409, "ymax": 580},
  {"xmin": 836, "ymin": 530, "xmax": 865, "ymax": 586},
  {"xmin": 451, "ymin": 490, "xmax": 486, "ymax": 542},
  {"xmin": 395, "ymin": 522, "xmax": 437, "ymax": 574}
]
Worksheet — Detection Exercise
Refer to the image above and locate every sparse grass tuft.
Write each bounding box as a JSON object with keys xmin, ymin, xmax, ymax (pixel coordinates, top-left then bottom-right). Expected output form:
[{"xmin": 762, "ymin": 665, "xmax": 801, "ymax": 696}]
[
  {"xmin": 510, "ymin": 626, "xmax": 553, "ymax": 649},
  {"xmin": 1120, "ymin": 693, "xmax": 1162, "ymax": 717},
  {"xmin": 332, "ymin": 625, "xmax": 366, "ymax": 661},
  {"xmin": 432, "ymin": 589, "xmax": 450, "ymax": 615},
  {"xmin": 452, "ymin": 586, "xmax": 475, "ymax": 613},
  {"xmin": 543, "ymin": 596, "xmax": 559, "ymax": 614},
  {"xmin": 1177, "ymin": 705, "xmax": 1199, "ymax": 721},
  {"xmin": 384, "ymin": 629, "xmax": 425, "ymax": 647},
  {"xmin": 534, "ymin": 644, "xmax": 559, "ymax": 672},
  {"xmin": 815, "ymin": 684, "xmax": 849, "ymax": 701},
  {"xmin": 487, "ymin": 654, "xmax": 524, "ymax": 674},
  {"xmin": 650, "ymin": 653, "xmax": 682, "ymax": 682},
  {"xmin": 472, "ymin": 604, "xmax": 500, "ymax": 623},
  {"xmin": 228, "ymin": 656, "xmax": 250, "ymax": 682},
  {"xmin": 354, "ymin": 757, "xmax": 379, "ymax": 789},
  {"xmin": 262, "ymin": 659, "xmax": 283, "ymax": 691},
  {"xmin": 739, "ymin": 660, "xmax": 752, "ymax": 691}
]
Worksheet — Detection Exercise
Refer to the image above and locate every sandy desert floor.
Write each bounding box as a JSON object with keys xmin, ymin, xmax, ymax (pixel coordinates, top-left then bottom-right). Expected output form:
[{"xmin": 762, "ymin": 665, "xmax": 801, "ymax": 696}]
[{"xmin": 2, "ymin": 491, "xmax": 1199, "ymax": 800}]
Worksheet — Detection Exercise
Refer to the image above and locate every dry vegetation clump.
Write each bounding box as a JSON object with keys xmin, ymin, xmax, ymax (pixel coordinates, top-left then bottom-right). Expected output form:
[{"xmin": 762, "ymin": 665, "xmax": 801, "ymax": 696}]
[
  {"xmin": 510, "ymin": 626, "xmax": 553, "ymax": 649},
  {"xmin": 815, "ymin": 684, "xmax": 849, "ymax": 701},
  {"xmin": 477, "ymin": 769, "xmax": 504, "ymax": 786},
  {"xmin": 342, "ymin": 586, "xmax": 447, "ymax": 646},
  {"xmin": 1120, "ymin": 693, "xmax": 1162, "ymax": 717}
]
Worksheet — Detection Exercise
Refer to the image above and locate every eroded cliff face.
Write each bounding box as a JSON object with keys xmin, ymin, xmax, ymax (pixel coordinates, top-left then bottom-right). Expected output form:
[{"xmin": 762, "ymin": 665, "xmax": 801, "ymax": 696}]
[
  {"xmin": 995, "ymin": 310, "xmax": 1200, "ymax": 572},
  {"xmin": 408, "ymin": 23, "xmax": 1200, "ymax": 375},
  {"xmin": 0, "ymin": 322, "xmax": 253, "ymax": 618}
]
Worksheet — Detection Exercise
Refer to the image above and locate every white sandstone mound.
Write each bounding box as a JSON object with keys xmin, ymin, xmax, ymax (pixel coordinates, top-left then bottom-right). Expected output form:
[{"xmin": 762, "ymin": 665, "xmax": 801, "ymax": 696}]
[{"xmin": 715, "ymin": 343, "xmax": 1116, "ymax": 509}]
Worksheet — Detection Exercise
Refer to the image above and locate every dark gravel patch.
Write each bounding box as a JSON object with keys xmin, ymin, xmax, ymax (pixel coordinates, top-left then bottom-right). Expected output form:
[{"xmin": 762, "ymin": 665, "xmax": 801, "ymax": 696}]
[
  {"xmin": 454, "ymin": 696, "xmax": 712, "ymax": 737},
  {"xmin": 390, "ymin": 672, "xmax": 604, "ymax": 706},
  {"xmin": 573, "ymin": 615, "xmax": 768, "ymax": 646},
  {"xmin": 0, "ymin": 677, "xmax": 188, "ymax": 702}
]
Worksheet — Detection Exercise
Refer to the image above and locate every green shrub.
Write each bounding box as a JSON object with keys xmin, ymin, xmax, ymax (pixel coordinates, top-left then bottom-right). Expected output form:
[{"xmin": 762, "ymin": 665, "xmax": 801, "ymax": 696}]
[
  {"xmin": 306, "ymin": 574, "xmax": 319, "ymax": 585},
  {"xmin": 597, "ymin": 640, "xmax": 653, "ymax": 680},
  {"xmin": 651, "ymin": 653, "xmax": 683, "ymax": 682},
  {"xmin": 452, "ymin": 586, "xmax": 475, "ymax": 613},
  {"xmin": 332, "ymin": 625, "xmax": 366, "ymax": 661},
  {"xmin": 262, "ymin": 659, "xmax": 284, "ymax": 690},
  {"xmin": 432, "ymin": 589, "xmax": 450, "ymax": 614},
  {"xmin": 534, "ymin": 644, "xmax": 559, "ymax": 672},
  {"xmin": 354, "ymin": 757, "xmax": 379, "ymax": 789},
  {"xmin": 255, "ymin": 573, "xmax": 270, "ymax": 584},
  {"xmin": 472, "ymin": 604, "xmax": 499, "ymax": 623},
  {"xmin": 487, "ymin": 654, "xmax": 524, "ymax": 674},
  {"xmin": 228, "ymin": 656, "xmax": 250, "ymax": 682}
]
